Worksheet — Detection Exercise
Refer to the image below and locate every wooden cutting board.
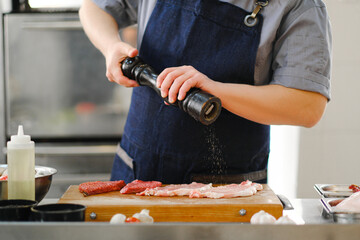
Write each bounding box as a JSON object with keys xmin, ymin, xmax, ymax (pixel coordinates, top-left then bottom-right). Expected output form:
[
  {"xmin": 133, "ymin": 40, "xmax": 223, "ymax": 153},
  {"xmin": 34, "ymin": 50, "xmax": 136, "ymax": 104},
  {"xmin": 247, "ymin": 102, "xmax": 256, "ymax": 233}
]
[{"xmin": 58, "ymin": 184, "xmax": 283, "ymax": 222}]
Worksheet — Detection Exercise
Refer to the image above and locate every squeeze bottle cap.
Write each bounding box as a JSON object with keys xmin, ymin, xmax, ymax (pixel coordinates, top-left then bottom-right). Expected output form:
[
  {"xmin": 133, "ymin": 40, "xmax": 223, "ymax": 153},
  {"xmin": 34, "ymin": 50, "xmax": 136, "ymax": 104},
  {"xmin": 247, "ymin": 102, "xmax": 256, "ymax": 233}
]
[{"xmin": 7, "ymin": 125, "xmax": 34, "ymax": 147}]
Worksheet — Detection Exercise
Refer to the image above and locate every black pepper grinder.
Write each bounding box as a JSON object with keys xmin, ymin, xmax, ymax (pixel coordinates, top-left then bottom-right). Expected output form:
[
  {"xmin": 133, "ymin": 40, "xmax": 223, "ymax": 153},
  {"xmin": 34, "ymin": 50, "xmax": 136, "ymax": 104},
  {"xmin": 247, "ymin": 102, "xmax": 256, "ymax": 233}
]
[{"xmin": 121, "ymin": 56, "xmax": 222, "ymax": 125}]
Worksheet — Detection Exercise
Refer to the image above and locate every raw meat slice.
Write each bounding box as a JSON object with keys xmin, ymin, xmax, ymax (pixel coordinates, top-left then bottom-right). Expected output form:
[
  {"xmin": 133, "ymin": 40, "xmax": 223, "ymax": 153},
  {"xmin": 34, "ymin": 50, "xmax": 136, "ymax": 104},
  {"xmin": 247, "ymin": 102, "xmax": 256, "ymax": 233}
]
[
  {"xmin": 334, "ymin": 191, "xmax": 360, "ymax": 212},
  {"xmin": 120, "ymin": 180, "xmax": 162, "ymax": 194},
  {"xmin": 137, "ymin": 182, "xmax": 212, "ymax": 196},
  {"xmin": 189, "ymin": 180, "xmax": 263, "ymax": 199},
  {"xmin": 0, "ymin": 175, "xmax": 8, "ymax": 180},
  {"xmin": 349, "ymin": 184, "xmax": 360, "ymax": 193},
  {"xmin": 79, "ymin": 180, "xmax": 126, "ymax": 196}
]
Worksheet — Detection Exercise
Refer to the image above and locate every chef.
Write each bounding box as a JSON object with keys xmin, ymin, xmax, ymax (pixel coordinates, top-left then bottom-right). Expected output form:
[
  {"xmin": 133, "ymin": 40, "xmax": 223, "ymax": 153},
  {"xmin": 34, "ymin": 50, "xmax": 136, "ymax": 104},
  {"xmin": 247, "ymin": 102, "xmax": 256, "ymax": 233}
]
[{"xmin": 79, "ymin": 0, "xmax": 332, "ymax": 184}]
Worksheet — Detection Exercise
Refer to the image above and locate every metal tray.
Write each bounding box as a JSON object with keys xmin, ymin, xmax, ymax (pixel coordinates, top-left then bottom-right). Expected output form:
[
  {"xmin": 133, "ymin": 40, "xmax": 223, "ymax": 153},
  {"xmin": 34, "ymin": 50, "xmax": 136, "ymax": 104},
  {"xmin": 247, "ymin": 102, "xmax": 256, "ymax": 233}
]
[
  {"xmin": 314, "ymin": 184, "xmax": 355, "ymax": 198},
  {"xmin": 320, "ymin": 198, "xmax": 360, "ymax": 223}
]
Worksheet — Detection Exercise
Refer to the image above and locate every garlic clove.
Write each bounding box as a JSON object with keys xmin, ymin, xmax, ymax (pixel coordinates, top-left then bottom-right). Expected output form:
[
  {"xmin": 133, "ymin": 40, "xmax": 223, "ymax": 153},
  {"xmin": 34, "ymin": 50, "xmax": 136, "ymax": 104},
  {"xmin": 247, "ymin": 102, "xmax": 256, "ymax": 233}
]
[
  {"xmin": 132, "ymin": 209, "xmax": 154, "ymax": 223},
  {"xmin": 110, "ymin": 213, "xmax": 126, "ymax": 224},
  {"xmin": 275, "ymin": 215, "xmax": 297, "ymax": 224},
  {"xmin": 250, "ymin": 210, "xmax": 276, "ymax": 224}
]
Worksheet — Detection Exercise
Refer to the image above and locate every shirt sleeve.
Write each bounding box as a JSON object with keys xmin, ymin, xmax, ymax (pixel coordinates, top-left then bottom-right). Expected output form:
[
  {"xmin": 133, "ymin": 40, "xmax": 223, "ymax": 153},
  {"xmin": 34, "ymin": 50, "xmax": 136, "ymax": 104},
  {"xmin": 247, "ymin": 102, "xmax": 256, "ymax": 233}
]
[
  {"xmin": 270, "ymin": 3, "xmax": 332, "ymax": 100},
  {"xmin": 91, "ymin": 0, "xmax": 138, "ymax": 29}
]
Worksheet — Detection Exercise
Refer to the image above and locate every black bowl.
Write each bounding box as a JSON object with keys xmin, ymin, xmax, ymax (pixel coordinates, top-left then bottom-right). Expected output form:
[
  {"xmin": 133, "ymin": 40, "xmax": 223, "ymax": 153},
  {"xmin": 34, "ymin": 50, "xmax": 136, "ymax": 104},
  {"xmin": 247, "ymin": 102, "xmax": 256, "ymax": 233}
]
[
  {"xmin": 31, "ymin": 203, "xmax": 86, "ymax": 222},
  {"xmin": 0, "ymin": 199, "xmax": 38, "ymax": 221}
]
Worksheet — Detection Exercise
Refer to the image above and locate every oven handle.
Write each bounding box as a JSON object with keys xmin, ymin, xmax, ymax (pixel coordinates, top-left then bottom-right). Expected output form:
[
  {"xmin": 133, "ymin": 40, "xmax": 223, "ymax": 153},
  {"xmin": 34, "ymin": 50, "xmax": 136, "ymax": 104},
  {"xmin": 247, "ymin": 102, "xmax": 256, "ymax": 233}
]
[
  {"xmin": 21, "ymin": 20, "xmax": 83, "ymax": 30},
  {"xmin": 2, "ymin": 145, "xmax": 117, "ymax": 156},
  {"xmin": 35, "ymin": 145, "xmax": 117, "ymax": 156}
]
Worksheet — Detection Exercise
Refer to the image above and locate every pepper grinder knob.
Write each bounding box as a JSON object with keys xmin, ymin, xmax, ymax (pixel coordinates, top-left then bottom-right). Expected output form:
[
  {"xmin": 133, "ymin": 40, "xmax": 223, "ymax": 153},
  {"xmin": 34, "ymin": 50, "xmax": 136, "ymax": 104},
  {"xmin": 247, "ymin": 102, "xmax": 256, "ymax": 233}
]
[{"xmin": 121, "ymin": 57, "xmax": 222, "ymax": 125}]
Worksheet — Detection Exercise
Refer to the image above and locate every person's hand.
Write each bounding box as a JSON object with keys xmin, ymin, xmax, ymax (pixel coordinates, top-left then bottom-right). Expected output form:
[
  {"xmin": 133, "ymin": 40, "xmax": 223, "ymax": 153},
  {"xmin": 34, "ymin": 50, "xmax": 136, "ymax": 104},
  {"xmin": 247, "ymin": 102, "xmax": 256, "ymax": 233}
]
[
  {"xmin": 105, "ymin": 41, "xmax": 139, "ymax": 87},
  {"xmin": 157, "ymin": 66, "xmax": 213, "ymax": 104}
]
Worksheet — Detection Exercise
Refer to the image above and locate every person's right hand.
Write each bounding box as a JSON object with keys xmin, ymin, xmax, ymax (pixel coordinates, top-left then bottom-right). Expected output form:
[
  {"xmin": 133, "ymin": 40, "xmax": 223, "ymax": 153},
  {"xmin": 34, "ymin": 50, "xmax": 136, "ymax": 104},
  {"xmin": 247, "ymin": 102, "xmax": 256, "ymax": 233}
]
[{"xmin": 105, "ymin": 41, "xmax": 139, "ymax": 87}]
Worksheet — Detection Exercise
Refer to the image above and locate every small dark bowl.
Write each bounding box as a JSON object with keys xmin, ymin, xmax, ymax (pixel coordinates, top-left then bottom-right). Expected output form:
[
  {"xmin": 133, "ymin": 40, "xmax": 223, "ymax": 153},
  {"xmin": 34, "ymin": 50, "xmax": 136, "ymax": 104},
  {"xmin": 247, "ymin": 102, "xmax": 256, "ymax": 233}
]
[
  {"xmin": 0, "ymin": 199, "xmax": 38, "ymax": 221},
  {"xmin": 31, "ymin": 203, "xmax": 86, "ymax": 222}
]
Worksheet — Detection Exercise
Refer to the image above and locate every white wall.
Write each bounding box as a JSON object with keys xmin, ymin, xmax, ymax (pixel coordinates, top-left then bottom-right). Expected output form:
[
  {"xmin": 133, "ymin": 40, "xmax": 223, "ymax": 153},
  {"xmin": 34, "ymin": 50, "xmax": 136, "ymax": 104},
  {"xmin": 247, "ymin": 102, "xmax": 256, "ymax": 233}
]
[
  {"xmin": 268, "ymin": 126, "xmax": 300, "ymax": 198},
  {"xmin": 268, "ymin": 0, "xmax": 360, "ymax": 199},
  {"xmin": 296, "ymin": 0, "xmax": 360, "ymax": 198}
]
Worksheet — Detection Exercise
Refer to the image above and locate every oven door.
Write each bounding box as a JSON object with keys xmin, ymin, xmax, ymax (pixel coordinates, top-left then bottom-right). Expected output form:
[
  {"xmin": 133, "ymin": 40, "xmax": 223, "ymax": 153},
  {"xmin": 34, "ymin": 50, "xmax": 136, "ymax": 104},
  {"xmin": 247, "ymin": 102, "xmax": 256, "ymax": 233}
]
[
  {"xmin": 3, "ymin": 13, "xmax": 132, "ymax": 198},
  {"xmin": 4, "ymin": 13, "xmax": 131, "ymax": 140}
]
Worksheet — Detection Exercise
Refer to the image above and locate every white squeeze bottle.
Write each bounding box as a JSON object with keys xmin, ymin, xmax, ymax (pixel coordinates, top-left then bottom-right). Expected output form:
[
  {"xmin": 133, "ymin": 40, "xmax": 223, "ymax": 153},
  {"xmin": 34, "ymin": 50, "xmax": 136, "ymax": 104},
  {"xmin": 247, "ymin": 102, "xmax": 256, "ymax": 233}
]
[{"xmin": 7, "ymin": 125, "xmax": 35, "ymax": 201}]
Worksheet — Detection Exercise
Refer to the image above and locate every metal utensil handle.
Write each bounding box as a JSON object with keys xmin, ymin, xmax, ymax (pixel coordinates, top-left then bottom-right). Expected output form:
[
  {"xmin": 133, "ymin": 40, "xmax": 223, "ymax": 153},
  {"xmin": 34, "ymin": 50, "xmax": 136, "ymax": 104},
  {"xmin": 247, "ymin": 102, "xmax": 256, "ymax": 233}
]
[
  {"xmin": 21, "ymin": 21, "xmax": 83, "ymax": 30},
  {"xmin": 277, "ymin": 194, "xmax": 294, "ymax": 210}
]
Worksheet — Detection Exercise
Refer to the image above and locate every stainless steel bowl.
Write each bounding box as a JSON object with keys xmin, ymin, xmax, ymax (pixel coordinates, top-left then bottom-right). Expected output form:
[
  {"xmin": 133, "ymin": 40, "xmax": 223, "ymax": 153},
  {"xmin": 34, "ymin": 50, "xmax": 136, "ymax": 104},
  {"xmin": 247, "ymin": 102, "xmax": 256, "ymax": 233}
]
[
  {"xmin": 0, "ymin": 165, "xmax": 57, "ymax": 202},
  {"xmin": 320, "ymin": 198, "xmax": 360, "ymax": 223}
]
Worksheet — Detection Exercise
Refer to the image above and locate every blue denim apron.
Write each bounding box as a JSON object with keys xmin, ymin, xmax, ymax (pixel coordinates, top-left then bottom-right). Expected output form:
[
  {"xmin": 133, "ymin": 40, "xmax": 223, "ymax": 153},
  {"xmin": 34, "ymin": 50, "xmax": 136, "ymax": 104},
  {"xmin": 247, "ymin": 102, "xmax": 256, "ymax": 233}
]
[{"xmin": 111, "ymin": 0, "xmax": 270, "ymax": 184}]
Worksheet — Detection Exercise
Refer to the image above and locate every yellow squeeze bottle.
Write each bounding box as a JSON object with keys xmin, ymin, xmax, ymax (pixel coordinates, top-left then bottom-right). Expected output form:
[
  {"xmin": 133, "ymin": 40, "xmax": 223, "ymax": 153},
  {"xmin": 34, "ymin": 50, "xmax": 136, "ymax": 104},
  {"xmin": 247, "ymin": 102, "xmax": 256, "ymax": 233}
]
[{"xmin": 7, "ymin": 125, "xmax": 35, "ymax": 201}]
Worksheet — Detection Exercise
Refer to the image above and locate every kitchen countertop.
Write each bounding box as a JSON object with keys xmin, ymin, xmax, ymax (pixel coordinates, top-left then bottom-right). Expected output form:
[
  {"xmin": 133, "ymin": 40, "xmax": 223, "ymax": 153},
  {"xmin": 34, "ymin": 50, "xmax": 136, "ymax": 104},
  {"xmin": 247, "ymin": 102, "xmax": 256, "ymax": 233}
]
[{"xmin": 1, "ymin": 198, "xmax": 360, "ymax": 240}]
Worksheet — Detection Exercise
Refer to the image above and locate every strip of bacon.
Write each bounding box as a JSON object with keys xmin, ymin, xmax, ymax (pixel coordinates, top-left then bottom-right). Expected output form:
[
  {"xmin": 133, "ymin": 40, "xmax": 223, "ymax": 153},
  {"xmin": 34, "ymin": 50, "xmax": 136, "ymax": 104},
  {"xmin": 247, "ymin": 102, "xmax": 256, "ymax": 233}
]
[
  {"xmin": 79, "ymin": 180, "xmax": 126, "ymax": 196},
  {"xmin": 189, "ymin": 180, "xmax": 263, "ymax": 199},
  {"xmin": 137, "ymin": 182, "xmax": 213, "ymax": 196},
  {"xmin": 120, "ymin": 180, "xmax": 162, "ymax": 194}
]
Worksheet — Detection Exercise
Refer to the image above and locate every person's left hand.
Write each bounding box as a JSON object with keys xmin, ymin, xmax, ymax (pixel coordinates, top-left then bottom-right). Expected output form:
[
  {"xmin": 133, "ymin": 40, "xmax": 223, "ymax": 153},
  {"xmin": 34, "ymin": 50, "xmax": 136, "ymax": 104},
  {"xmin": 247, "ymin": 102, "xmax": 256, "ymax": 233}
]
[{"xmin": 157, "ymin": 66, "xmax": 212, "ymax": 104}]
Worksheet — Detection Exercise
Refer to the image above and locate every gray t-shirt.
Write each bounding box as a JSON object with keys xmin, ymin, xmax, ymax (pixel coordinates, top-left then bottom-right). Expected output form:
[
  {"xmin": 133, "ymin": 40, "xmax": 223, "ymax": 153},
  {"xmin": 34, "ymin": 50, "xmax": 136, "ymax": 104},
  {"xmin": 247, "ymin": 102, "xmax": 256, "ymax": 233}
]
[{"xmin": 92, "ymin": 0, "xmax": 332, "ymax": 100}]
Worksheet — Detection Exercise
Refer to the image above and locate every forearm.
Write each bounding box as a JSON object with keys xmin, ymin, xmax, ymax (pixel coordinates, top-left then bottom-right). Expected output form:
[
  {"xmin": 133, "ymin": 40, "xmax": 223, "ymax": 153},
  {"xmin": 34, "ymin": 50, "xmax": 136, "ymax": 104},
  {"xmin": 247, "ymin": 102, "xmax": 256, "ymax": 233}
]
[
  {"xmin": 157, "ymin": 66, "xmax": 327, "ymax": 127},
  {"xmin": 204, "ymin": 82, "xmax": 327, "ymax": 127},
  {"xmin": 79, "ymin": 0, "xmax": 120, "ymax": 56},
  {"xmin": 79, "ymin": 0, "xmax": 138, "ymax": 87}
]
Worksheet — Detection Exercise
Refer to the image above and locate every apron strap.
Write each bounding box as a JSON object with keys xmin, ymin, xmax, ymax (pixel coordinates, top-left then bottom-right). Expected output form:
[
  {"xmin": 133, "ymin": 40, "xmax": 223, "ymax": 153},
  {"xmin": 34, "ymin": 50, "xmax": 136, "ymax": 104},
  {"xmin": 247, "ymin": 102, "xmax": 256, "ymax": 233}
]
[
  {"xmin": 244, "ymin": 0, "xmax": 270, "ymax": 27},
  {"xmin": 191, "ymin": 169, "xmax": 268, "ymax": 184},
  {"xmin": 116, "ymin": 144, "xmax": 134, "ymax": 170}
]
